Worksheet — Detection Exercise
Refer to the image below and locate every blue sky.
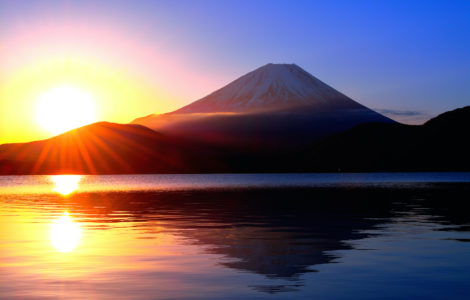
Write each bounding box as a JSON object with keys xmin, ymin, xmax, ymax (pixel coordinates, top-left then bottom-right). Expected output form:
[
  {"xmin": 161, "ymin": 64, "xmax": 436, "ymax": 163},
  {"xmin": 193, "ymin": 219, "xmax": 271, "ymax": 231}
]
[{"xmin": 1, "ymin": 0, "xmax": 469, "ymax": 124}]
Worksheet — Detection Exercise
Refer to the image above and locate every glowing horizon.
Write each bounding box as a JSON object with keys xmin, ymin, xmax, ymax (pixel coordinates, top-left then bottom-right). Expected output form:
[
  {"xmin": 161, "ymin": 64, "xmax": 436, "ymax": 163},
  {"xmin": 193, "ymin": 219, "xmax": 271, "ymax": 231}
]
[
  {"xmin": 1, "ymin": 1, "xmax": 469, "ymax": 144},
  {"xmin": 0, "ymin": 16, "xmax": 222, "ymax": 144}
]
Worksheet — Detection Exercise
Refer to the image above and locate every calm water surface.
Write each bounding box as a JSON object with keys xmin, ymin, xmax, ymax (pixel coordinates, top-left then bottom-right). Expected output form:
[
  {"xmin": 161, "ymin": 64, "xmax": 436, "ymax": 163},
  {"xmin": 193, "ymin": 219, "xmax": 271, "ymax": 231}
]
[{"xmin": 1, "ymin": 173, "xmax": 469, "ymax": 299}]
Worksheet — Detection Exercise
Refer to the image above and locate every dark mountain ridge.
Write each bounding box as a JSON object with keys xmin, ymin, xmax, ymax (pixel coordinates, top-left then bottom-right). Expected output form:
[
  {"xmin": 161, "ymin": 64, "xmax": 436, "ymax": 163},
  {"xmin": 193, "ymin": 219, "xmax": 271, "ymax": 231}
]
[
  {"xmin": 295, "ymin": 106, "xmax": 470, "ymax": 172},
  {"xmin": 0, "ymin": 106, "xmax": 468, "ymax": 174}
]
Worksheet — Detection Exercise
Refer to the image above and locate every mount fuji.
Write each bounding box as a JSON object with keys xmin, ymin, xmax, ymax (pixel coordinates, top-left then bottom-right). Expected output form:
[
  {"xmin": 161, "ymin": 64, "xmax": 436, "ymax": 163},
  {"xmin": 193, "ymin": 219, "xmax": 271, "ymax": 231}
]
[
  {"xmin": 172, "ymin": 63, "xmax": 365, "ymax": 114},
  {"xmin": 132, "ymin": 63, "xmax": 394, "ymax": 149}
]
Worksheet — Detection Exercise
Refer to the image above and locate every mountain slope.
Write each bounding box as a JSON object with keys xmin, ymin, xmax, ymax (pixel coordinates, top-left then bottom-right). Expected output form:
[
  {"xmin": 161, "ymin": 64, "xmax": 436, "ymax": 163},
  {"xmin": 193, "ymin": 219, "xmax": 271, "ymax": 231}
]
[
  {"xmin": 0, "ymin": 122, "xmax": 223, "ymax": 174},
  {"xmin": 296, "ymin": 106, "xmax": 470, "ymax": 172}
]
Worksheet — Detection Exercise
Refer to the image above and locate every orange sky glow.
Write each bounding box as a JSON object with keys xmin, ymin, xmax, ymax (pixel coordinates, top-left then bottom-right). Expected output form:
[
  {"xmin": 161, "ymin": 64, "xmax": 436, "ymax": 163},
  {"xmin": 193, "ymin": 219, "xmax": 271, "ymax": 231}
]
[
  {"xmin": 0, "ymin": 18, "xmax": 223, "ymax": 144},
  {"xmin": 2, "ymin": 1, "xmax": 469, "ymax": 144}
]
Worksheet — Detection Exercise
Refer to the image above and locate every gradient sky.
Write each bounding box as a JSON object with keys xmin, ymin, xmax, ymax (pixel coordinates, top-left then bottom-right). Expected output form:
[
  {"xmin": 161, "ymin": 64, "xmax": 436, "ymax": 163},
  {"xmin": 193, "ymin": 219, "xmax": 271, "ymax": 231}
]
[{"xmin": 1, "ymin": 0, "xmax": 469, "ymax": 143}]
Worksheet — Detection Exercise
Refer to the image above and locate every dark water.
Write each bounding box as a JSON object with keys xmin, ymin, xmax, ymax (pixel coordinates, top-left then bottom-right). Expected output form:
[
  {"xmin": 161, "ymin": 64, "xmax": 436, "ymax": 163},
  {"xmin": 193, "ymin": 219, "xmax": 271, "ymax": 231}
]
[{"xmin": 1, "ymin": 174, "xmax": 470, "ymax": 299}]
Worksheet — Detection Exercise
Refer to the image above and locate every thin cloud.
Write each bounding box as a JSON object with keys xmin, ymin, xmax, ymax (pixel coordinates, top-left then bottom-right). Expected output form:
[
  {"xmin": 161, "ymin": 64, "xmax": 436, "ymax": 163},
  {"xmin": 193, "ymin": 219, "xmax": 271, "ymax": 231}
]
[{"xmin": 375, "ymin": 108, "xmax": 432, "ymax": 125}]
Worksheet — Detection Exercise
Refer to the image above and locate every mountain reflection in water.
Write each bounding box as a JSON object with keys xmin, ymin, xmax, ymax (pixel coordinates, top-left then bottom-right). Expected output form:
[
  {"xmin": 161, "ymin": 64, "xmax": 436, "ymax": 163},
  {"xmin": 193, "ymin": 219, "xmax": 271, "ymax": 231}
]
[{"xmin": 1, "ymin": 179, "xmax": 469, "ymax": 299}]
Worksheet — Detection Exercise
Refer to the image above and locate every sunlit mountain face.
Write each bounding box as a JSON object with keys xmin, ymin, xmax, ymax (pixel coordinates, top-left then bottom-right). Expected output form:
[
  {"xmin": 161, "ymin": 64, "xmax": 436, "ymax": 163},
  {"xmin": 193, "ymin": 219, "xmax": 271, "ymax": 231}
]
[{"xmin": 0, "ymin": 122, "xmax": 211, "ymax": 175}]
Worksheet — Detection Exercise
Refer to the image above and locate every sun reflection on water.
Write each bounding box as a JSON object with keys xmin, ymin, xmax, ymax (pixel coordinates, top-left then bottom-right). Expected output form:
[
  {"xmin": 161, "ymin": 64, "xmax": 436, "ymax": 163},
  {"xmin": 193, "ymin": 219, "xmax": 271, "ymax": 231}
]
[
  {"xmin": 50, "ymin": 175, "xmax": 82, "ymax": 195},
  {"xmin": 50, "ymin": 212, "xmax": 82, "ymax": 252}
]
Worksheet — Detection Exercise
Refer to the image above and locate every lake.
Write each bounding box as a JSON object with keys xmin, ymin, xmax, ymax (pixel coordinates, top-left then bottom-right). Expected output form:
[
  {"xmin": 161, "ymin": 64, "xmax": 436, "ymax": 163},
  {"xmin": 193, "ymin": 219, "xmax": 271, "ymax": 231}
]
[{"xmin": 1, "ymin": 173, "xmax": 469, "ymax": 299}]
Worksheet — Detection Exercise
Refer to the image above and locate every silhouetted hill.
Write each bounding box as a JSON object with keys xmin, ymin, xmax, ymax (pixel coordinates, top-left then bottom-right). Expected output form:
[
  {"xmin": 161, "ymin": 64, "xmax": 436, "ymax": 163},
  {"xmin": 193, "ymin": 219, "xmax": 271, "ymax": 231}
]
[
  {"xmin": 1, "ymin": 107, "xmax": 468, "ymax": 174},
  {"xmin": 0, "ymin": 122, "xmax": 223, "ymax": 174},
  {"xmin": 423, "ymin": 106, "xmax": 469, "ymax": 128},
  {"xmin": 296, "ymin": 106, "xmax": 470, "ymax": 172}
]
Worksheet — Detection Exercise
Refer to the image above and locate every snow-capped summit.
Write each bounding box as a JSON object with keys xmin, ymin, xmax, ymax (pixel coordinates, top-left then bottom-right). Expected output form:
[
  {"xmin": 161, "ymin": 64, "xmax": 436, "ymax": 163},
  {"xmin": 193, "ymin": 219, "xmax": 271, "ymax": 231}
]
[{"xmin": 172, "ymin": 63, "xmax": 362, "ymax": 114}]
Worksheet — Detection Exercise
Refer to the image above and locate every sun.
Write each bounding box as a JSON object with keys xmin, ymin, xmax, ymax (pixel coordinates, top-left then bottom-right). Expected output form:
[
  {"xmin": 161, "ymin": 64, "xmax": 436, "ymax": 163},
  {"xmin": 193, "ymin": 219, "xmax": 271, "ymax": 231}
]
[{"xmin": 36, "ymin": 85, "xmax": 97, "ymax": 135}]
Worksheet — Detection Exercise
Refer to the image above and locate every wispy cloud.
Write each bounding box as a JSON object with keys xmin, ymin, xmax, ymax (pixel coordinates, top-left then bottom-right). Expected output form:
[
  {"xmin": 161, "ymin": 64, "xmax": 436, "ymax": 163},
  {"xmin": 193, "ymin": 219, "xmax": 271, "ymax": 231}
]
[{"xmin": 375, "ymin": 109, "xmax": 432, "ymax": 125}]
